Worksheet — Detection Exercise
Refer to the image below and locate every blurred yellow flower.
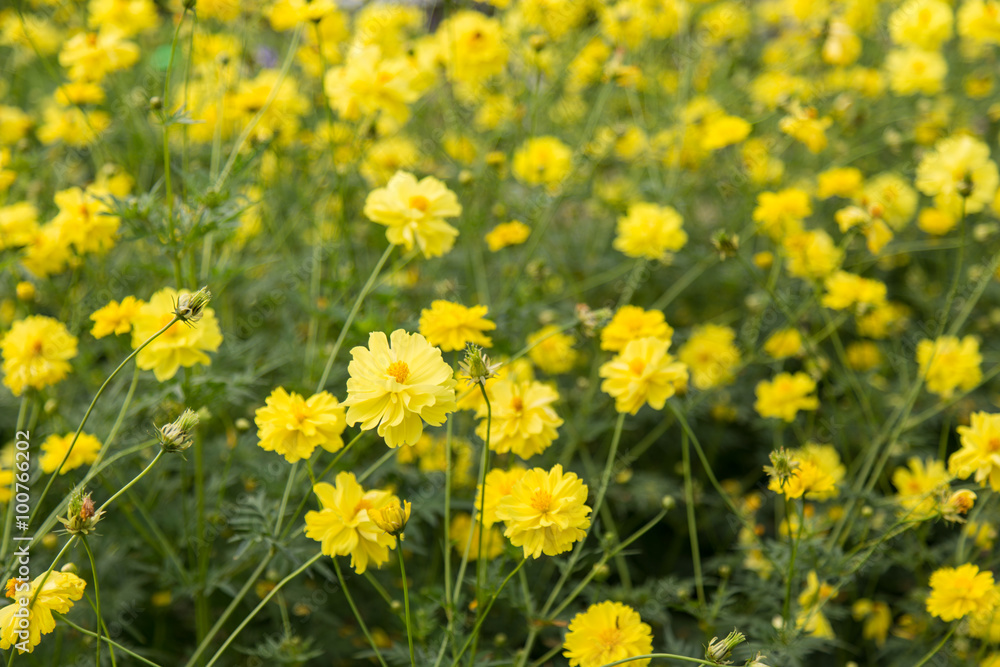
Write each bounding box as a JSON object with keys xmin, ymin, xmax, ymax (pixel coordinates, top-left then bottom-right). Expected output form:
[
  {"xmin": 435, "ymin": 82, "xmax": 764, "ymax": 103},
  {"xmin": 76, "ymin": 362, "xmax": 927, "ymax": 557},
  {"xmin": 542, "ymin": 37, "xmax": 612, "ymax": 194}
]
[
  {"xmin": 917, "ymin": 335, "xmax": 981, "ymax": 399},
  {"xmin": 39, "ymin": 433, "xmax": 102, "ymax": 475},
  {"xmin": 951, "ymin": 411, "xmax": 1000, "ymax": 490},
  {"xmin": 613, "ymin": 202, "xmax": 688, "ymax": 262},
  {"xmin": 677, "ymin": 324, "xmax": 741, "ymax": 390},
  {"xmin": 512, "ymin": 136, "xmax": 573, "ymax": 189},
  {"xmin": 755, "ymin": 372, "xmax": 819, "ymax": 422},
  {"xmin": 527, "ymin": 325, "xmax": 577, "ymax": 374},
  {"xmin": 926, "ymin": 563, "xmax": 998, "ymax": 621},
  {"xmin": 485, "ymin": 221, "xmax": 530, "ymax": 251},
  {"xmin": 1, "ymin": 315, "xmax": 77, "ymax": 396}
]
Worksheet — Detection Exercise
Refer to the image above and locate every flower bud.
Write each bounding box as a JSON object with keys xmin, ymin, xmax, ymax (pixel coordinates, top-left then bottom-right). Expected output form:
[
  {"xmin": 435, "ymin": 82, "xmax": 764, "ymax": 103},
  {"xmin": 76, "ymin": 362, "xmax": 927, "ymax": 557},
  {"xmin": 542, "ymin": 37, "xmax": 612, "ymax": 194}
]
[
  {"xmin": 59, "ymin": 490, "xmax": 105, "ymax": 536},
  {"xmin": 460, "ymin": 343, "xmax": 501, "ymax": 386},
  {"xmin": 173, "ymin": 286, "xmax": 212, "ymax": 324},
  {"xmin": 369, "ymin": 499, "xmax": 411, "ymax": 537},
  {"xmin": 158, "ymin": 408, "xmax": 200, "ymax": 452},
  {"xmin": 706, "ymin": 629, "xmax": 746, "ymax": 665}
]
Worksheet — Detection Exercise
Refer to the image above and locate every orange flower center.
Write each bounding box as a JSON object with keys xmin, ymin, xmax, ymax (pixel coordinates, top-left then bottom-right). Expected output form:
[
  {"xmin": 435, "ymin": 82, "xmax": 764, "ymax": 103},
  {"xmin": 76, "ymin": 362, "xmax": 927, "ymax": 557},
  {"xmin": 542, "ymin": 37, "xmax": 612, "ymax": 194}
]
[
  {"xmin": 511, "ymin": 396, "xmax": 524, "ymax": 411},
  {"xmin": 30, "ymin": 339, "xmax": 44, "ymax": 356},
  {"xmin": 408, "ymin": 195, "xmax": 430, "ymax": 212},
  {"xmin": 596, "ymin": 626, "xmax": 623, "ymax": 652},
  {"xmin": 987, "ymin": 437, "xmax": 1000, "ymax": 453},
  {"xmin": 354, "ymin": 498, "xmax": 372, "ymax": 516},
  {"xmin": 628, "ymin": 358, "xmax": 646, "ymax": 375},
  {"xmin": 530, "ymin": 490, "xmax": 553, "ymax": 513},
  {"xmin": 386, "ymin": 361, "xmax": 410, "ymax": 384}
]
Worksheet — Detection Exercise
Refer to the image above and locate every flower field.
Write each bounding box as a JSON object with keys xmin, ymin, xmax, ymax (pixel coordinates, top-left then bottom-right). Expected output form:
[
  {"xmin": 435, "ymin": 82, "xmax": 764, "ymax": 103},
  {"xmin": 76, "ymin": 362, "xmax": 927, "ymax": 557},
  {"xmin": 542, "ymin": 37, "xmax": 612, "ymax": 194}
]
[{"xmin": 3, "ymin": 0, "xmax": 1000, "ymax": 665}]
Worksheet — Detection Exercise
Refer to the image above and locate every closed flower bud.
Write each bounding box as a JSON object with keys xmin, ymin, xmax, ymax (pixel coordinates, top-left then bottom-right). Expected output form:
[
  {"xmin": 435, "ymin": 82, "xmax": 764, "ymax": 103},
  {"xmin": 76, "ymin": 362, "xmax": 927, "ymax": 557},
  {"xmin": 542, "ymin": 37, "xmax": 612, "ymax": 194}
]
[
  {"xmin": 173, "ymin": 286, "xmax": 212, "ymax": 324},
  {"xmin": 460, "ymin": 343, "xmax": 501, "ymax": 386},
  {"xmin": 745, "ymin": 652, "xmax": 769, "ymax": 667},
  {"xmin": 941, "ymin": 489, "xmax": 976, "ymax": 523},
  {"xmin": 706, "ymin": 629, "xmax": 746, "ymax": 665},
  {"xmin": 158, "ymin": 408, "xmax": 200, "ymax": 452},
  {"xmin": 59, "ymin": 491, "xmax": 104, "ymax": 536},
  {"xmin": 369, "ymin": 499, "xmax": 411, "ymax": 537}
]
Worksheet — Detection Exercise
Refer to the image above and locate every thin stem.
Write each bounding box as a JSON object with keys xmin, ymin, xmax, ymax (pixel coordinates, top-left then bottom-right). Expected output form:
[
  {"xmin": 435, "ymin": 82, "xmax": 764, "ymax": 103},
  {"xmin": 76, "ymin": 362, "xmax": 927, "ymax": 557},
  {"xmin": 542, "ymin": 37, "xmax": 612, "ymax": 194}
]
[
  {"xmin": 475, "ymin": 383, "xmax": 492, "ymax": 611},
  {"xmin": 182, "ymin": 550, "xmax": 275, "ymax": 667},
  {"xmin": 162, "ymin": 8, "xmax": 188, "ymax": 286},
  {"xmin": 331, "ymin": 558, "xmax": 390, "ymax": 667},
  {"xmin": 681, "ymin": 429, "xmax": 705, "ymax": 610},
  {"xmin": 273, "ymin": 460, "xmax": 298, "ymax": 537},
  {"xmin": 316, "ymin": 244, "xmax": 394, "ymax": 392},
  {"xmin": 98, "ymin": 449, "xmax": 166, "ymax": 514},
  {"xmin": 598, "ymin": 653, "xmax": 722, "ymax": 667},
  {"xmin": 29, "ymin": 316, "xmax": 180, "ymax": 527},
  {"xmin": 0, "ymin": 394, "xmax": 30, "ymax": 563},
  {"xmin": 204, "ymin": 554, "xmax": 324, "ymax": 667},
  {"xmin": 781, "ymin": 498, "xmax": 804, "ymax": 624},
  {"xmin": 398, "ymin": 548, "xmax": 416, "ymax": 667},
  {"xmin": 913, "ymin": 625, "xmax": 956, "ymax": 667},
  {"xmin": 58, "ymin": 616, "xmax": 163, "ymax": 667},
  {"xmin": 81, "ymin": 537, "xmax": 114, "ymax": 667},
  {"xmin": 452, "ymin": 558, "xmax": 527, "ymax": 665}
]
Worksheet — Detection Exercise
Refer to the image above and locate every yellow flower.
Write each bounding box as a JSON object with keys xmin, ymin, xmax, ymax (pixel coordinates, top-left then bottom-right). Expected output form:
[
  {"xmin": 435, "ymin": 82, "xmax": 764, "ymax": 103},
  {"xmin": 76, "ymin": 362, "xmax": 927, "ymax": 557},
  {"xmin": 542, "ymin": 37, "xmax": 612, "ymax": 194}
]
[
  {"xmin": 477, "ymin": 379, "xmax": 563, "ymax": 459},
  {"xmin": 821, "ymin": 271, "xmax": 887, "ymax": 312},
  {"xmin": 817, "ymin": 167, "xmax": 863, "ymax": 199},
  {"xmin": 0, "ymin": 203, "xmax": 38, "ymax": 250},
  {"xmin": 599, "ymin": 337, "xmax": 688, "ymax": 415},
  {"xmin": 87, "ymin": 0, "xmax": 159, "ymax": 36},
  {"xmin": 450, "ymin": 512, "xmax": 505, "ymax": 560},
  {"xmin": 255, "ymin": 388, "xmax": 347, "ymax": 463},
  {"xmin": 763, "ymin": 328, "xmax": 803, "ymax": 360},
  {"xmin": 363, "ymin": 171, "xmax": 462, "ymax": 258},
  {"xmin": 754, "ymin": 372, "xmax": 819, "ymax": 422},
  {"xmin": 700, "ymin": 114, "xmax": 751, "ymax": 151},
  {"xmin": 38, "ymin": 433, "xmax": 101, "ymax": 475},
  {"xmin": 527, "ymin": 325, "xmax": 577, "ymax": 374},
  {"xmin": 368, "ymin": 499, "xmax": 411, "ymax": 536},
  {"xmin": 852, "ymin": 599, "xmax": 892, "ymax": 647},
  {"xmin": 419, "ymin": 301, "xmax": 495, "ymax": 352},
  {"xmin": 130, "ymin": 288, "xmax": 223, "ymax": 382},
  {"xmin": 600, "ymin": 306, "xmax": 673, "ymax": 353},
  {"xmin": 845, "ymin": 341, "xmax": 881, "ymax": 371},
  {"xmin": 779, "ymin": 106, "xmax": 832, "ymax": 153},
  {"xmin": 0, "ymin": 571, "xmax": 86, "ymax": 653},
  {"xmin": 926, "ymin": 563, "xmax": 999, "ymax": 621},
  {"xmin": 918, "ymin": 206, "xmax": 958, "ymax": 235},
  {"xmin": 860, "ymin": 172, "xmax": 918, "ymax": 231},
  {"xmin": 268, "ymin": 0, "xmax": 337, "ymax": 29},
  {"xmin": 958, "ymin": 0, "xmax": 1000, "ymax": 47},
  {"xmin": 885, "ymin": 48, "xmax": 947, "ymax": 96},
  {"xmin": 323, "ymin": 45, "xmax": 419, "ymax": 124},
  {"xmin": 2, "ymin": 316, "xmax": 78, "ymax": 396},
  {"xmin": 562, "ymin": 601, "xmax": 654, "ymax": 667},
  {"xmin": 888, "ymin": 0, "xmax": 954, "ymax": 50},
  {"xmin": 797, "ymin": 571, "xmax": 837, "ymax": 638},
  {"xmin": 951, "ymin": 412, "xmax": 1000, "ymax": 490},
  {"xmin": 856, "ymin": 301, "xmax": 910, "ymax": 338},
  {"xmin": 782, "ymin": 229, "xmax": 843, "ymax": 280},
  {"xmin": 89, "ymin": 296, "xmax": 144, "ymax": 338},
  {"xmin": 512, "ymin": 136, "xmax": 573, "ymax": 189},
  {"xmin": 476, "ymin": 466, "xmax": 527, "ymax": 528},
  {"xmin": 495, "ymin": 464, "xmax": 591, "ymax": 558},
  {"xmin": 752, "ymin": 188, "xmax": 811, "ymax": 240},
  {"xmin": 438, "ymin": 11, "xmax": 508, "ymax": 84},
  {"xmin": 892, "ymin": 457, "xmax": 951, "ymax": 519},
  {"xmin": 917, "ymin": 335, "xmax": 982, "ymax": 399},
  {"xmin": 342, "ymin": 330, "xmax": 457, "ymax": 448},
  {"xmin": 677, "ymin": 324, "xmax": 741, "ymax": 390},
  {"xmin": 916, "ymin": 134, "xmax": 999, "ymax": 214},
  {"xmin": 58, "ymin": 30, "xmax": 139, "ymax": 83},
  {"xmin": 613, "ymin": 202, "xmax": 688, "ymax": 262},
  {"xmin": 484, "ymin": 220, "xmax": 530, "ymax": 251},
  {"xmin": 50, "ymin": 186, "xmax": 119, "ymax": 255},
  {"xmin": 304, "ymin": 473, "xmax": 398, "ymax": 574}
]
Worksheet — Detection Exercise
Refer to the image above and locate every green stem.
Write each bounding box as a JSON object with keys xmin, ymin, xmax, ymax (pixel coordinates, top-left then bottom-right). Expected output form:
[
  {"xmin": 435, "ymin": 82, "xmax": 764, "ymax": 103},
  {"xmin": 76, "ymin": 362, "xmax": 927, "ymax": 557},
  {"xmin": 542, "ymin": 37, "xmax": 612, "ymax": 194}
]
[
  {"xmin": 98, "ymin": 449, "xmax": 165, "ymax": 514},
  {"xmin": 204, "ymin": 554, "xmax": 324, "ymax": 667},
  {"xmin": 162, "ymin": 8, "xmax": 187, "ymax": 287},
  {"xmin": 913, "ymin": 625, "xmax": 956, "ymax": 667},
  {"xmin": 316, "ymin": 244, "xmax": 394, "ymax": 392},
  {"xmin": 273, "ymin": 460, "xmax": 298, "ymax": 537},
  {"xmin": 0, "ymin": 394, "xmax": 30, "ymax": 564},
  {"xmin": 598, "ymin": 653, "xmax": 723, "ymax": 667},
  {"xmin": 398, "ymin": 548, "xmax": 416, "ymax": 667},
  {"xmin": 58, "ymin": 616, "xmax": 163, "ymax": 667},
  {"xmin": 475, "ymin": 383, "xmax": 492, "ymax": 610},
  {"xmin": 781, "ymin": 498, "xmax": 804, "ymax": 624},
  {"xmin": 452, "ymin": 558, "xmax": 527, "ymax": 665},
  {"xmin": 81, "ymin": 537, "xmax": 113, "ymax": 667},
  {"xmin": 681, "ymin": 429, "xmax": 705, "ymax": 611},
  {"xmin": 331, "ymin": 558, "xmax": 390, "ymax": 667}
]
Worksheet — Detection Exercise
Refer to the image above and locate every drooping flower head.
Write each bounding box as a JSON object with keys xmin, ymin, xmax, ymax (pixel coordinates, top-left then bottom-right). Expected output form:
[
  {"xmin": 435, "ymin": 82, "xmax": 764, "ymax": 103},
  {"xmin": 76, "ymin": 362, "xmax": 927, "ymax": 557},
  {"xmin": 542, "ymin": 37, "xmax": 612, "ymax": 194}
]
[
  {"xmin": 255, "ymin": 388, "xmax": 347, "ymax": 463},
  {"xmin": 495, "ymin": 464, "xmax": 591, "ymax": 558},
  {"xmin": 0, "ymin": 571, "xmax": 87, "ymax": 653},
  {"xmin": 304, "ymin": 472, "xmax": 399, "ymax": 574},
  {"xmin": 343, "ymin": 330, "xmax": 457, "ymax": 448},
  {"xmin": 562, "ymin": 601, "xmax": 654, "ymax": 667}
]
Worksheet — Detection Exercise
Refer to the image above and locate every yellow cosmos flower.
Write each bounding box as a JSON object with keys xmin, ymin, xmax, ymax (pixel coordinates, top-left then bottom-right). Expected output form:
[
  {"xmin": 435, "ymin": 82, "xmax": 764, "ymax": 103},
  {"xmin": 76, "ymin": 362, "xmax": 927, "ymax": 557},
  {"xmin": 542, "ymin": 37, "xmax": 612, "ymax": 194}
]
[
  {"xmin": 782, "ymin": 229, "xmax": 843, "ymax": 279},
  {"xmin": 87, "ymin": 0, "xmax": 159, "ymax": 37},
  {"xmin": 323, "ymin": 45, "xmax": 419, "ymax": 124},
  {"xmin": 130, "ymin": 288, "xmax": 223, "ymax": 382},
  {"xmin": 255, "ymin": 388, "xmax": 347, "ymax": 463},
  {"xmin": 916, "ymin": 134, "xmax": 999, "ymax": 214},
  {"xmin": 89, "ymin": 296, "xmax": 144, "ymax": 338},
  {"xmin": 613, "ymin": 202, "xmax": 688, "ymax": 262},
  {"xmin": 852, "ymin": 599, "xmax": 892, "ymax": 647},
  {"xmin": 600, "ymin": 306, "xmax": 673, "ymax": 353},
  {"xmin": 917, "ymin": 335, "xmax": 981, "ymax": 399},
  {"xmin": 495, "ymin": 464, "xmax": 591, "ymax": 558},
  {"xmin": 418, "ymin": 300, "xmax": 495, "ymax": 352},
  {"xmin": 1, "ymin": 315, "xmax": 78, "ymax": 396},
  {"xmin": 512, "ymin": 136, "xmax": 573, "ymax": 189},
  {"xmin": 892, "ymin": 457, "xmax": 951, "ymax": 519},
  {"xmin": 599, "ymin": 337, "xmax": 688, "ymax": 415},
  {"xmin": 677, "ymin": 324, "xmax": 741, "ymax": 390},
  {"xmin": 475, "ymin": 465, "xmax": 527, "ymax": 528},
  {"xmin": 51, "ymin": 186, "xmax": 119, "ymax": 255},
  {"xmin": 820, "ymin": 271, "xmax": 887, "ymax": 312},
  {"xmin": 754, "ymin": 372, "xmax": 819, "ymax": 422},
  {"xmin": 0, "ymin": 202, "xmax": 38, "ymax": 250},
  {"xmin": 438, "ymin": 11, "xmax": 509, "ymax": 84},
  {"xmin": 763, "ymin": 328, "xmax": 803, "ymax": 360},
  {"xmin": 885, "ymin": 48, "xmax": 947, "ymax": 96},
  {"xmin": 527, "ymin": 325, "xmax": 577, "ymax": 374},
  {"xmin": 816, "ymin": 167, "xmax": 863, "ymax": 199},
  {"xmin": 797, "ymin": 571, "xmax": 837, "ymax": 638},
  {"xmin": 767, "ymin": 443, "xmax": 843, "ymax": 500},
  {"xmin": 562, "ymin": 601, "xmax": 654, "ymax": 667},
  {"xmin": 58, "ymin": 30, "xmax": 139, "ymax": 83},
  {"xmin": 477, "ymin": 379, "xmax": 563, "ymax": 459},
  {"xmin": 39, "ymin": 433, "xmax": 102, "ymax": 475},
  {"xmin": 752, "ymin": 188, "xmax": 811, "ymax": 241},
  {"xmin": 342, "ymin": 330, "xmax": 457, "ymax": 448},
  {"xmin": 0, "ymin": 571, "xmax": 86, "ymax": 653},
  {"xmin": 926, "ymin": 563, "xmax": 999, "ymax": 621},
  {"xmin": 888, "ymin": 0, "xmax": 954, "ymax": 50},
  {"xmin": 449, "ymin": 513, "xmax": 505, "ymax": 560},
  {"xmin": 363, "ymin": 171, "xmax": 462, "ymax": 258},
  {"xmin": 951, "ymin": 412, "xmax": 1000, "ymax": 491},
  {"xmin": 484, "ymin": 220, "xmax": 530, "ymax": 251},
  {"xmin": 304, "ymin": 473, "xmax": 398, "ymax": 574}
]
